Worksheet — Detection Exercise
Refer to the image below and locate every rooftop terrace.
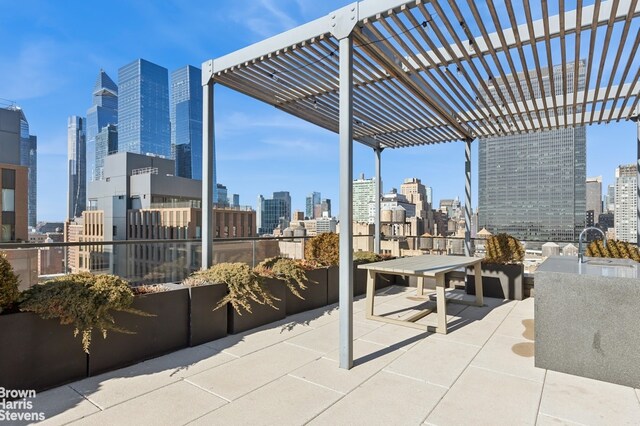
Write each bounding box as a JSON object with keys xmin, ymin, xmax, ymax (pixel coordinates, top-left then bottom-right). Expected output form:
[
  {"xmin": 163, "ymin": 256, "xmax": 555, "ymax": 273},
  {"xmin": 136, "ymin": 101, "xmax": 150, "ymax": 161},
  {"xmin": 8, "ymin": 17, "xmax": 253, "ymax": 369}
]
[{"xmin": 17, "ymin": 287, "xmax": 640, "ymax": 425}]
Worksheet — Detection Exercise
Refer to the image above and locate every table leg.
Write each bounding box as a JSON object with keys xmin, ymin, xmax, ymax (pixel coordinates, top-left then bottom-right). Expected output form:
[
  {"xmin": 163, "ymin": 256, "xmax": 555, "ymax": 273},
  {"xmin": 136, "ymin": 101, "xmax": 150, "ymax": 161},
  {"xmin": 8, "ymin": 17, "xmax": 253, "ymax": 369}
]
[
  {"xmin": 417, "ymin": 276, "xmax": 424, "ymax": 296},
  {"xmin": 436, "ymin": 272, "xmax": 447, "ymax": 334},
  {"xmin": 474, "ymin": 260, "xmax": 484, "ymax": 307},
  {"xmin": 366, "ymin": 269, "xmax": 376, "ymax": 319}
]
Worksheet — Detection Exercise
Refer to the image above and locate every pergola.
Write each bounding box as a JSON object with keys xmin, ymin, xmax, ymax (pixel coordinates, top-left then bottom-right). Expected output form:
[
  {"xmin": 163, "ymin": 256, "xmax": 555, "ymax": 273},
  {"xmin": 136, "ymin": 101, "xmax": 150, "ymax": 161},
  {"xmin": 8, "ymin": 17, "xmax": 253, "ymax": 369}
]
[{"xmin": 202, "ymin": 0, "xmax": 640, "ymax": 369}]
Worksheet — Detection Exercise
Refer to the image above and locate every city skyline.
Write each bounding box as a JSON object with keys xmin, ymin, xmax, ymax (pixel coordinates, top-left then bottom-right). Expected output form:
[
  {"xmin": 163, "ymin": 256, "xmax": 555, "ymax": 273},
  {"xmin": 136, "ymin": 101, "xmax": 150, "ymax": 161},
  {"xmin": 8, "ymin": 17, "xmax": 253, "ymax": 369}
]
[{"xmin": 1, "ymin": 0, "xmax": 637, "ymax": 222}]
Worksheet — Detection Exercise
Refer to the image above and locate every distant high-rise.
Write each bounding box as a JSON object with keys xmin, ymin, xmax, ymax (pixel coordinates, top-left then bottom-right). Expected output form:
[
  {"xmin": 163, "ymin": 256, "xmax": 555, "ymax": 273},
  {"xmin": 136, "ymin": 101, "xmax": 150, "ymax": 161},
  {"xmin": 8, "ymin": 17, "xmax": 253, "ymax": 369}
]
[
  {"xmin": 118, "ymin": 59, "xmax": 170, "ymax": 158},
  {"xmin": 353, "ymin": 174, "xmax": 377, "ymax": 223},
  {"xmin": 585, "ymin": 176, "xmax": 603, "ymax": 226},
  {"xmin": 86, "ymin": 70, "xmax": 118, "ymax": 182},
  {"xmin": 614, "ymin": 164, "xmax": 637, "ymax": 243},
  {"xmin": 605, "ymin": 184, "xmax": 616, "ymax": 213},
  {"xmin": 479, "ymin": 62, "xmax": 587, "ymax": 242},
  {"xmin": 95, "ymin": 124, "xmax": 118, "ymax": 181},
  {"xmin": 306, "ymin": 192, "xmax": 321, "ymax": 218},
  {"xmin": 273, "ymin": 191, "xmax": 291, "ymax": 221},
  {"xmin": 257, "ymin": 193, "xmax": 289, "ymax": 235},
  {"xmin": 216, "ymin": 184, "xmax": 228, "ymax": 207},
  {"xmin": 170, "ymin": 66, "xmax": 203, "ymax": 181},
  {"xmin": 19, "ymin": 116, "xmax": 37, "ymax": 229},
  {"xmin": 67, "ymin": 116, "xmax": 86, "ymax": 219}
]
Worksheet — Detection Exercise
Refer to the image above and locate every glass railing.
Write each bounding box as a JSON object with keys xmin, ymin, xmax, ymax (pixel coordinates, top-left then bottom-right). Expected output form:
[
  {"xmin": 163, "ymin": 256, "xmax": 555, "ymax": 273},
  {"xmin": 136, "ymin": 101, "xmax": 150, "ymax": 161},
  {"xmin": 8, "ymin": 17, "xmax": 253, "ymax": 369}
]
[{"xmin": 0, "ymin": 235, "xmax": 370, "ymax": 289}]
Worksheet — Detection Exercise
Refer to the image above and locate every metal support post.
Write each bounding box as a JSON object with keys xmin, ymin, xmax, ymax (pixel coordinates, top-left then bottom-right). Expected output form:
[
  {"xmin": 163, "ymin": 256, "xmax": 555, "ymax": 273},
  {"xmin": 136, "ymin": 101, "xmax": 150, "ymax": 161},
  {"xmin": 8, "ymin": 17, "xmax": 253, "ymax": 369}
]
[
  {"xmin": 464, "ymin": 138, "xmax": 473, "ymax": 257},
  {"xmin": 202, "ymin": 82, "xmax": 215, "ymax": 269},
  {"xmin": 338, "ymin": 34, "xmax": 354, "ymax": 370},
  {"xmin": 374, "ymin": 146, "xmax": 382, "ymax": 254}
]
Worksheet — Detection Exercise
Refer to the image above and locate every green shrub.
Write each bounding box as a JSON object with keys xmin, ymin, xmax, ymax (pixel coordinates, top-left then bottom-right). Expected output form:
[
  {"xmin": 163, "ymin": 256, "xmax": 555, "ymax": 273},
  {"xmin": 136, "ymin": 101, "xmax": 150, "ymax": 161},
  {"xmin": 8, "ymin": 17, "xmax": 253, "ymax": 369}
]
[
  {"xmin": 586, "ymin": 239, "xmax": 640, "ymax": 262},
  {"xmin": 304, "ymin": 232, "xmax": 339, "ymax": 267},
  {"xmin": 255, "ymin": 257, "xmax": 310, "ymax": 299},
  {"xmin": 0, "ymin": 253, "xmax": 20, "ymax": 313},
  {"xmin": 19, "ymin": 273, "xmax": 148, "ymax": 353},
  {"xmin": 484, "ymin": 233, "xmax": 524, "ymax": 264},
  {"xmin": 184, "ymin": 263, "xmax": 279, "ymax": 315},
  {"xmin": 353, "ymin": 251, "xmax": 382, "ymax": 264}
]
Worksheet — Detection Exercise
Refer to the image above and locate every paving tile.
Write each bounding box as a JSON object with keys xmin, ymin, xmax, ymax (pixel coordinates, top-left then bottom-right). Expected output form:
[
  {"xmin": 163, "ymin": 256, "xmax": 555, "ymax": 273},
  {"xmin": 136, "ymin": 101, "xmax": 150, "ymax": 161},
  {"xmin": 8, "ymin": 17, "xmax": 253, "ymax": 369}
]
[
  {"xmin": 186, "ymin": 342, "xmax": 321, "ymax": 401},
  {"xmin": 285, "ymin": 320, "xmax": 379, "ymax": 355},
  {"xmin": 310, "ymin": 370, "xmax": 446, "ymax": 425},
  {"xmin": 189, "ymin": 375, "xmax": 341, "ymax": 426},
  {"xmin": 509, "ymin": 296, "xmax": 535, "ymax": 318},
  {"xmin": 426, "ymin": 366, "xmax": 543, "ymax": 426},
  {"xmin": 136, "ymin": 345, "xmax": 237, "ymax": 378},
  {"xmin": 5, "ymin": 386, "xmax": 100, "ymax": 426},
  {"xmin": 471, "ymin": 334, "xmax": 544, "ymax": 383},
  {"xmin": 385, "ymin": 336, "xmax": 480, "ymax": 388},
  {"xmin": 358, "ymin": 322, "xmax": 431, "ymax": 351},
  {"xmin": 69, "ymin": 361, "xmax": 183, "ymax": 409},
  {"xmin": 429, "ymin": 315, "xmax": 503, "ymax": 347},
  {"xmin": 539, "ymin": 370, "xmax": 640, "ymax": 425},
  {"xmin": 535, "ymin": 413, "xmax": 584, "ymax": 425},
  {"xmin": 494, "ymin": 315, "xmax": 535, "ymax": 340},
  {"xmin": 453, "ymin": 299, "xmax": 516, "ymax": 323},
  {"xmin": 204, "ymin": 315, "xmax": 318, "ymax": 357},
  {"xmin": 71, "ymin": 380, "xmax": 226, "ymax": 426},
  {"xmin": 290, "ymin": 340, "xmax": 406, "ymax": 394}
]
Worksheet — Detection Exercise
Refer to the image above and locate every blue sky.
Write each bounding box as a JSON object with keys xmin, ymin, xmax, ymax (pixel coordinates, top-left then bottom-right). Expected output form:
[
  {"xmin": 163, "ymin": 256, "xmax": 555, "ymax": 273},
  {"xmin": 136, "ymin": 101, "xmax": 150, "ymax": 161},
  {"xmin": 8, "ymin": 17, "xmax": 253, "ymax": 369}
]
[{"xmin": 0, "ymin": 0, "xmax": 636, "ymax": 222}]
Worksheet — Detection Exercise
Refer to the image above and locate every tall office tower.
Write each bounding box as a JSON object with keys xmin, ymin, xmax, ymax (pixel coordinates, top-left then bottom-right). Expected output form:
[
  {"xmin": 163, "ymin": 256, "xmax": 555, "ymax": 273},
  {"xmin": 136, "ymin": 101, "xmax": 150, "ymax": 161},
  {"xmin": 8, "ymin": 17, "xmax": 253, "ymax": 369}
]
[
  {"xmin": 320, "ymin": 199, "xmax": 331, "ymax": 217},
  {"xmin": 170, "ymin": 66, "xmax": 203, "ymax": 181},
  {"xmin": 216, "ymin": 184, "xmax": 228, "ymax": 207},
  {"xmin": 86, "ymin": 70, "xmax": 118, "ymax": 182},
  {"xmin": 479, "ymin": 61, "xmax": 587, "ymax": 242},
  {"xmin": 353, "ymin": 174, "xmax": 376, "ymax": 223},
  {"xmin": 401, "ymin": 177, "xmax": 433, "ymax": 235},
  {"xmin": 0, "ymin": 103, "xmax": 30, "ymax": 240},
  {"xmin": 605, "ymin": 184, "xmax": 616, "ymax": 213},
  {"xmin": 614, "ymin": 164, "xmax": 637, "ymax": 243},
  {"xmin": 425, "ymin": 187, "xmax": 433, "ymax": 206},
  {"xmin": 273, "ymin": 191, "xmax": 291, "ymax": 221},
  {"xmin": 118, "ymin": 59, "xmax": 170, "ymax": 158},
  {"xmin": 257, "ymin": 193, "xmax": 288, "ymax": 235},
  {"xmin": 17, "ymin": 109, "xmax": 37, "ymax": 228},
  {"xmin": 585, "ymin": 176, "xmax": 603, "ymax": 226},
  {"xmin": 306, "ymin": 192, "xmax": 321, "ymax": 218},
  {"xmin": 94, "ymin": 124, "xmax": 118, "ymax": 181},
  {"xmin": 67, "ymin": 116, "xmax": 86, "ymax": 219}
]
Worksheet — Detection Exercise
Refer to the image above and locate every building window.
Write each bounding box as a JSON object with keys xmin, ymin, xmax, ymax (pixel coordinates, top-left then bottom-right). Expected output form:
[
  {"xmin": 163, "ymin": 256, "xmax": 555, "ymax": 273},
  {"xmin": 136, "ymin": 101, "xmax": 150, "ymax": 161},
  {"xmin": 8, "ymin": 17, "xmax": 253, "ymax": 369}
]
[{"xmin": 2, "ymin": 189, "xmax": 14, "ymax": 212}]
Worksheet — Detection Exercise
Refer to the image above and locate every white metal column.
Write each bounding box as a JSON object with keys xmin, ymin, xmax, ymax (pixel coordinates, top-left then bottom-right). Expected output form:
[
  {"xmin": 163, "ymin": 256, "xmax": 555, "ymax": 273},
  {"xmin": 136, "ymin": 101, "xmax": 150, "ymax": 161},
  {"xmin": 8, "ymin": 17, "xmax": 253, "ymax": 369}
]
[
  {"xmin": 202, "ymin": 81, "xmax": 215, "ymax": 269},
  {"xmin": 338, "ymin": 34, "xmax": 354, "ymax": 370},
  {"xmin": 635, "ymin": 110, "xmax": 640, "ymax": 247},
  {"xmin": 374, "ymin": 147, "xmax": 382, "ymax": 254},
  {"xmin": 464, "ymin": 138, "xmax": 473, "ymax": 257}
]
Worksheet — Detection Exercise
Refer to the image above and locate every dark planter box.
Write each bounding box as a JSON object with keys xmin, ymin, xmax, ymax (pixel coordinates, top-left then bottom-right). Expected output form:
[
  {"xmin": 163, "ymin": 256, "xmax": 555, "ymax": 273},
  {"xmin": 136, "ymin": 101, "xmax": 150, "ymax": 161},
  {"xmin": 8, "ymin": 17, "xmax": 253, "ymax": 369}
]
[
  {"xmin": 228, "ymin": 278, "xmax": 286, "ymax": 334},
  {"xmin": 327, "ymin": 266, "xmax": 339, "ymax": 304},
  {"xmin": 189, "ymin": 284, "xmax": 228, "ymax": 346},
  {"xmin": 285, "ymin": 268, "xmax": 328, "ymax": 315},
  {"xmin": 466, "ymin": 263, "xmax": 524, "ymax": 300},
  {"xmin": 354, "ymin": 266, "xmax": 396, "ymax": 295},
  {"xmin": 89, "ymin": 287, "xmax": 190, "ymax": 376},
  {"xmin": 0, "ymin": 312, "xmax": 88, "ymax": 392}
]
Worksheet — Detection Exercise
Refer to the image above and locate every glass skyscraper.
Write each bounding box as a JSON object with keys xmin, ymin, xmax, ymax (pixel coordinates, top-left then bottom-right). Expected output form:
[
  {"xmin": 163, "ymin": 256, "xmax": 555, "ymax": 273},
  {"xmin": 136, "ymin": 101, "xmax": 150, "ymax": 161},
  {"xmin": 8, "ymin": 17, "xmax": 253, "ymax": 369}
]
[
  {"xmin": 95, "ymin": 124, "xmax": 118, "ymax": 182},
  {"xmin": 86, "ymin": 69, "xmax": 118, "ymax": 182},
  {"xmin": 478, "ymin": 62, "xmax": 587, "ymax": 242},
  {"xmin": 118, "ymin": 59, "xmax": 170, "ymax": 158},
  {"xmin": 170, "ymin": 65, "xmax": 203, "ymax": 181},
  {"xmin": 19, "ymin": 112, "xmax": 37, "ymax": 228},
  {"xmin": 67, "ymin": 116, "xmax": 86, "ymax": 219}
]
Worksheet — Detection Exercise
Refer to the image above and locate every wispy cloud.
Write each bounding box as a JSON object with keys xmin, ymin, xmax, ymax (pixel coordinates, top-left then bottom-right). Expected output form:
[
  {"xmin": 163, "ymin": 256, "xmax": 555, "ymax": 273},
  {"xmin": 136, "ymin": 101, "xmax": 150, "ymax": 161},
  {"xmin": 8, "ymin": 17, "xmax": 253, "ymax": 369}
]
[
  {"xmin": 229, "ymin": 0, "xmax": 301, "ymax": 39},
  {"xmin": 0, "ymin": 39, "xmax": 67, "ymax": 100}
]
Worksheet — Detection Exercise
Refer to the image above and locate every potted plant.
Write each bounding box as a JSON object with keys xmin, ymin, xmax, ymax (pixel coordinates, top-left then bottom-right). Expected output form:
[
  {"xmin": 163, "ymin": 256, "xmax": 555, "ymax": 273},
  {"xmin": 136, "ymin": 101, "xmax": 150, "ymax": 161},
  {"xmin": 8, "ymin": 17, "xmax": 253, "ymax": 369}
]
[
  {"xmin": 466, "ymin": 233, "xmax": 525, "ymax": 300},
  {"xmin": 182, "ymin": 274, "xmax": 228, "ymax": 347},
  {"xmin": 187, "ymin": 263, "xmax": 285, "ymax": 334},
  {"xmin": 255, "ymin": 257, "xmax": 327, "ymax": 315},
  {"xmin": 305, "ymin": 233, "xmax": 340, "ymax": 303},
  {"xmin": 86, "ymin": 281, "xmax": 190, "ymax": 376},
  {"xmin": 586, "ymin": 239, "xmax": 640, "ymax": 261}
]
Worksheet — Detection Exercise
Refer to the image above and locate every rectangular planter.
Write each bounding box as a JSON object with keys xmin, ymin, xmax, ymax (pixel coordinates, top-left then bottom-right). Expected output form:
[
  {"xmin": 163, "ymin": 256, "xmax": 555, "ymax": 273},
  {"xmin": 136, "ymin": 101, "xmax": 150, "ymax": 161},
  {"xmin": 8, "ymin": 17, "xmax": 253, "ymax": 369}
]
[
  {"xmin": 466, "ymin": 263, "xmax": 524, "ymax": 300},
  {"xmin": 0, "ymin": 312, "xmax": 87, "ymax": 392},
  {"xmin": 285, "ymin": 268, "xmax": 328, "ymax": 315},
  {"xmin": 88, "ymin": 287, "xmax": 190, "ymax": 376},
  {"xmin": 189, "ymin": 284, "xmax": 228, "ymax": 347},
  {"xmin": 327, "ymin": 266, "xmax": 339, "ymax": 304},
  {"xmin": 354, "ymin": 266, "xmax": 395, "ymax": 295},
  {"xmin": 227, "ymin": 278, "xmax": 286, "ymax": 334}
]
